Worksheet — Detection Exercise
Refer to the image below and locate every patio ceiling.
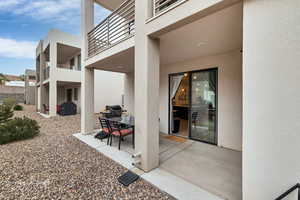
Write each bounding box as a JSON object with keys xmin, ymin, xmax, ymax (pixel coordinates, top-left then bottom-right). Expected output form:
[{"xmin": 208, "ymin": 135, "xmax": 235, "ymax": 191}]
[
  {"xmin": 160, "ymin": 2, "xmax": 243, "ymax": 65},
  {"xmin": 89, "ymin": 47, "xmax": 134, "ymax": 73},
  {"xmin": 57, "ymin": 43, "xmax": 81, "ymax": 64}
]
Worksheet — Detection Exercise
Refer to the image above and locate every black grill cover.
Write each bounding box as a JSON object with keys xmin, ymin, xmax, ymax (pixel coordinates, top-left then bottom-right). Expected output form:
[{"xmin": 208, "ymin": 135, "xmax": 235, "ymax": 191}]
[{"xmin": 59, "ymin": 102, "xmax": 77, "ymax": 116}]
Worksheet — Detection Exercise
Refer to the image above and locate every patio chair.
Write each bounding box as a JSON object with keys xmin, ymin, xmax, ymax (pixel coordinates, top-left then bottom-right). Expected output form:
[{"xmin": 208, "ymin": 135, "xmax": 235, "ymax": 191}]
[
  {"xmin": 98, "ymin": 118, "xmax": 112, "ymax": 145},
  {"xmin": 191, "ymin": 112, "xmax": 198, "ymax": 127},
  {"xmin": 103, "ymin": 119, "xmax": 134, "ymax": 150}
]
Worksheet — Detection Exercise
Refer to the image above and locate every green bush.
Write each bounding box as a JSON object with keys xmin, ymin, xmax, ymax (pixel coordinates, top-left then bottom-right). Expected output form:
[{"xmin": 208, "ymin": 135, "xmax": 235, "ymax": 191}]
[
  {"xmin": 3, "ymin": 98, "xmax": 16, "ymax": 109},
  {"xmin": 0, "ymin": 117, "xmax": 40, "ymax": 145},
  {"xmin": 14, "ymin": 104, "xmax": 23, "ymax": 111},
  {"xmin": 0, "ymin": 104, "xmax": 13, "ymax": 124}
]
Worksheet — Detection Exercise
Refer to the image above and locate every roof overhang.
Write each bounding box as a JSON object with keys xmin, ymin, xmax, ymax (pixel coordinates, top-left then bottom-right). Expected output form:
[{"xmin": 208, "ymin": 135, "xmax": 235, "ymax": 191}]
[{"xmin": 94, "ymin": 0, "xmax": 124, "ymax": 11}]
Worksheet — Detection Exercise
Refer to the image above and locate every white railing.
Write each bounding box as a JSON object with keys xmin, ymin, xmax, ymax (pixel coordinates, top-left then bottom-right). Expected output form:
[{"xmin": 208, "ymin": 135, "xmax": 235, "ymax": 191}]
[
  {"xmin": 153, "ymin": 0, "xmax": 182, "ymax": 15},
  {"xmin": 88, "ymin": 0, "xmax": 135, "ymax": 58}
]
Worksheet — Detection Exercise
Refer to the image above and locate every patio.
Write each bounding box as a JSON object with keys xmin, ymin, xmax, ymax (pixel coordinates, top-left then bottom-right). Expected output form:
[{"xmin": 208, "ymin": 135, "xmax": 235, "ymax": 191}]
[{"xmin": 74, "ymin": 129, "xmax": 242, "ymax": 200}]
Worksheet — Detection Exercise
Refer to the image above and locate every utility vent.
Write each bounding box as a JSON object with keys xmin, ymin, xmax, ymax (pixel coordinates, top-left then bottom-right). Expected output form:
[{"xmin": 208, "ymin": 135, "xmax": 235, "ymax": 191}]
[{"xmin": 118, "ymin": 170, "xmax": 139, "ymax": 187}]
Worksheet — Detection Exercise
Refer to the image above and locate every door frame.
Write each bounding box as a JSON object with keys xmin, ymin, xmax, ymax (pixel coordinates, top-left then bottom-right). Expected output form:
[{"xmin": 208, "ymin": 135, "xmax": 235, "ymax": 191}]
[{"xmin": 168, "ymin": 67, "xmax": 218, "ymax": 145}]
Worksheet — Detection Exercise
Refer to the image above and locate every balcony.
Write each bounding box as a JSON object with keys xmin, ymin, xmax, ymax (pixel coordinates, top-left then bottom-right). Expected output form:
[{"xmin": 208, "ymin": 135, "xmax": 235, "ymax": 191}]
[
  {"xmin": 88, "ymin": 0, "xmax": 135, "ymax": 58},
  {"xmin": 153, "ymin": 0, "xmax": 183, "ymax": 15}
]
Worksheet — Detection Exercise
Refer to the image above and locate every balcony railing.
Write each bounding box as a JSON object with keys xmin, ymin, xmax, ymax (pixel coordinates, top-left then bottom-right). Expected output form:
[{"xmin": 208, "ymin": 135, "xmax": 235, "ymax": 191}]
[
  {"xmin": 153, "ymin": 0, "xmax": 182, "ymax": 15},
  {"xmin": 88, "ymin": 0, "xmax": 135, "ymax": 58},
  {"xmin": 44, "ymin": 66, "xmax": 50, "ymax": 80}
]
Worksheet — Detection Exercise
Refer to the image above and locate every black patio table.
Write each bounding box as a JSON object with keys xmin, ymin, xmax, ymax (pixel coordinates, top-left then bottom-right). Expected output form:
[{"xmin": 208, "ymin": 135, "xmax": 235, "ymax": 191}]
[{"xmin": 102, "ymin": 115, "xmax": 135, "ymax": 147}]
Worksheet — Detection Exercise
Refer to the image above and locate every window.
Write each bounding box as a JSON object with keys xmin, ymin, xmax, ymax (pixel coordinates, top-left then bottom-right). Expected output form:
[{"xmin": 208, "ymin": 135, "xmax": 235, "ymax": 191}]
[
  {"xmin": 70, "ymin": 58, "xmax": 75, "ymax": 69},
  {"xmin": 77, "ymin": 54, "xmax": 81, "ymax": 71},
  {"xmin": 74, "ymin": 88, "xmax": 78, "ymax": 101},
  {"xmin": 67, "ymin": 89, "xmax": 73, "ymax": 102}
]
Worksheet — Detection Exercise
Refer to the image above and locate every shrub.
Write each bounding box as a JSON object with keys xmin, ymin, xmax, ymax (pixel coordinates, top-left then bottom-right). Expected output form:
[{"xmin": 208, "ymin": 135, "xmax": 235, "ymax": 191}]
[
  {"xmin": 0, "ymin": 117, "xmax": 40, "ymax": 145},
  {"xmin": 0, "ymin": 104, "xmax": 13, "ymax": 124},
  {"xmin": 3, "ymin": 98, "xmax": 16, "ymax": 109},
  {"xmin": 14, "ymin": 104, "xmax": 23, "ymax": 111}
]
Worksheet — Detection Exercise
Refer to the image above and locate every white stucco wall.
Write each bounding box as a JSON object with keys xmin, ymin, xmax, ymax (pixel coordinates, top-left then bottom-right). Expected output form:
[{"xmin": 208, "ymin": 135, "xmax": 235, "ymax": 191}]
[
  {"xmin": 124, "ymin": 72, "xmax": 135, "ymax": 114},
  {"xmin": 160, "ymin": 49, "xmax": 242, "ymax": 151},
  {"xmin": 243, "ymin": 0, "xmax": 300, "ymax": 199},
  {"xmin": 94, "ymin": 70, "xmax": 124, "ymax": 113}
]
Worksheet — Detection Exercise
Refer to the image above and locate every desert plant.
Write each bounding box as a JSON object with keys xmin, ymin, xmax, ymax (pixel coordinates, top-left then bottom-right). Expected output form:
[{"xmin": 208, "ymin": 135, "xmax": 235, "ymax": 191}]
[
  {"xmin": 2, "ymin": 98, "xmax": 16, "ymax": 109},
  {"xmin": 0, "ymin": 117, "xmax": 40, "ymax": 145},
  {"xmin": 0, "ymin": 104, "xmax": 14, "ymax": 124},
  {"xmin": 14, "ymin": 104, "xmax": 23, "ymax": 111}
]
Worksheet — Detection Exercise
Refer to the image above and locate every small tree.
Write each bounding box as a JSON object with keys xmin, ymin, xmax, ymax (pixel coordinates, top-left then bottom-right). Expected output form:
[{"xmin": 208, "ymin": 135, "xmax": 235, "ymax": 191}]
[
  {"xmin": 0, "ymin": 104, "xmax": 14, "ymax": 124},
  {"xmin": 0, "ymin": 73, "xmax": 8, "ymax": 85}
]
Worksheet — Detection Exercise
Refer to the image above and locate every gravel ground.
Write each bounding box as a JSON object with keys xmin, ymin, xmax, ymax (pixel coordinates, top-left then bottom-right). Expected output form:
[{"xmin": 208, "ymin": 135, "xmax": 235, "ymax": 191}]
[{"xmin": 0, "ymin": 105, "xmax": 174, "ymax": 200}]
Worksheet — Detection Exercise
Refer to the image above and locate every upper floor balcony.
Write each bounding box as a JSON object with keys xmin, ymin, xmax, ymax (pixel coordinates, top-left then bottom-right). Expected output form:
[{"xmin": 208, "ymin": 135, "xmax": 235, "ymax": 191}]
[
  {"xmin": 88, "ymin": 0, "xmax": 135, "ymax": 58},
  {"xmin": 87, "ymin": 0, "xmax": 238, "ymax": 65},
  {"xmin": 87, "ymin": 0, "xmax": 187, "ymax": 59}
]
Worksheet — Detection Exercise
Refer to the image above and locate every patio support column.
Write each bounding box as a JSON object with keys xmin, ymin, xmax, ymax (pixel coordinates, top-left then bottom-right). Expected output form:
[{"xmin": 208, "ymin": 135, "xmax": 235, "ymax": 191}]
[
  {"xmin": 81, "ymin": 0, "xmax": 95, "ymax": 134},
  {"xmin": 39, "ymin": 52, "xmax": 46, "ymax": 113},
  {"xmin": 49, "ymin": 42, "xmax": 57, "ymax": 117},
  {"xmin": 134, "ymin": 0, "xmax": 160, "ymax": 172},
  {"xmin": 81, "ymin": 68, "xmax": 94, "ymax": 134}
]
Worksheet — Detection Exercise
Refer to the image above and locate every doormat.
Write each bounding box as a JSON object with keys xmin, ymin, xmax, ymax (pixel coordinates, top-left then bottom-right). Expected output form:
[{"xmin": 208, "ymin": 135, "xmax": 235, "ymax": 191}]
[
  {"xmin": 162, "ymin": 135, "xmax": 187, "ymax": 143},
  {"xmin": 118, "ymin": 170, "xmax": 139, "ymax": 187}
]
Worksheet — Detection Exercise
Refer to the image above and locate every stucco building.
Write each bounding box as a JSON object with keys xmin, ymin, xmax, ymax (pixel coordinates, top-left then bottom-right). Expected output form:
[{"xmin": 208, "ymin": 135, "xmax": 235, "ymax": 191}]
[{"xmin": 80, "ymin": 0, "xmax": 300, "ymax": 199}]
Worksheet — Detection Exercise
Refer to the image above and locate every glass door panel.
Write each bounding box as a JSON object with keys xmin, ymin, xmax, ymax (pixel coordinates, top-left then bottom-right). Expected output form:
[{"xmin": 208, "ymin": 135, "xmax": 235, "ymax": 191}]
[
  {"xmin": 190, "ymin": 70, "xmax": 217, "ymax": 144},
  {"xmin": 169, "ymin": 73, "xmax": 190, "ymax": 138}
]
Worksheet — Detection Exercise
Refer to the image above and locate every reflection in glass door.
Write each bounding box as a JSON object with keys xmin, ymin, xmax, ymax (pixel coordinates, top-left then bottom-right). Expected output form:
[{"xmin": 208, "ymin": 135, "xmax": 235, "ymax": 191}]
[{"xmin": 190, "ymin": 70, "xmax": 217, "ymax": 144}]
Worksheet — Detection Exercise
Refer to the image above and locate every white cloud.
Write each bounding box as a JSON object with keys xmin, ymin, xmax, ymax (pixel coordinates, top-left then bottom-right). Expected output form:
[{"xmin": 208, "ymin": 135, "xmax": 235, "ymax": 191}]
[
  {"xmin": 0, "ymin": 38, "xmax": 37, "ymax": 59},
  {"xmin": 0, "ymin": 0, "xmax": 24, "ymax": 10},
  {"xmin": 0, "ymin": 0, "xmax": 110, "ymax": 31},
  {"xmin": 14, "ymin": 0, "xmax": 80, "ymax": 21}
]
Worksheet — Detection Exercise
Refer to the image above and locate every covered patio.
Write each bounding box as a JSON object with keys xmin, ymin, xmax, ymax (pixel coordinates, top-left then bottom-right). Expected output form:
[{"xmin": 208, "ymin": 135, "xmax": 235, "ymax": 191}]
[{"xmin": 81, "ymin": 1, "xmax": 243, "ymax": 199}]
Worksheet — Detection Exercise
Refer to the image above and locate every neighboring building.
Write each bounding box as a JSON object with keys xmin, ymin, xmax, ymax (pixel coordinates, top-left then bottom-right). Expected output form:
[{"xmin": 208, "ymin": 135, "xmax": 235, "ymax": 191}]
[
  {"xmin": 80, "ymin": 0, "xmax": 300, "ymax": 199},
  {"xmin": 24, "ymin": 69, "xmax": 36, "ymax": 105},
  {"xmin": 0, "ymin": 74, "xmax": 24, "ymax": 103},
  {"xmin": 36, "ymin": 29, "xmax": 123, "ymax": 117}
]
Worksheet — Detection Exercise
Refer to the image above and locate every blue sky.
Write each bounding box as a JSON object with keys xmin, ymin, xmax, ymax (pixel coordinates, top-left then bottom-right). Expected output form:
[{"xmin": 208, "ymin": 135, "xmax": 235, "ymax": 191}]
[{"xmin": 0, "ymin": 0, "xmax": 110, "ymax": 75}]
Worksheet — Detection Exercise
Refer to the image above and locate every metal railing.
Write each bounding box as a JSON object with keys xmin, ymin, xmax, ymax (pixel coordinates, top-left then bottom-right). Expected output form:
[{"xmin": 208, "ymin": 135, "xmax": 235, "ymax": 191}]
[
  {"xmin": 44, "ymin": 66, "xmax": 50, "ymax": 80},
  {"xmin": 153, "ymin": 0, "xmax": 182, "ymax": 15},
  {"xmin": 88, "ymin": 0, "xmax": 135, "ymax": 58},
  {"xmin": 275, "ymin": 183, "xmax": 300, "ymax": 200}
]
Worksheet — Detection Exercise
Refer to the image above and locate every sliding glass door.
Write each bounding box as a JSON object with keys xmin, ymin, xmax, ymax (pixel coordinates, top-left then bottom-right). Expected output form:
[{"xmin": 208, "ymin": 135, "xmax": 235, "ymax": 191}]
[
  {"xmin": 169, "ymin": 69, "xmax": 217, "ymax": 144},
  {"xmin": 190, "ymin": 69, "xmax": 217, "ymax": 144}
]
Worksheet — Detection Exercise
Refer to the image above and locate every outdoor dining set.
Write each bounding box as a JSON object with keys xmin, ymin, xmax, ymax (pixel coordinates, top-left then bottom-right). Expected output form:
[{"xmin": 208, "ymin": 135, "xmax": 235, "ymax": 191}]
[{"xmin": 96, "ymin": 105, "xmax": 135, "ymax": 150}]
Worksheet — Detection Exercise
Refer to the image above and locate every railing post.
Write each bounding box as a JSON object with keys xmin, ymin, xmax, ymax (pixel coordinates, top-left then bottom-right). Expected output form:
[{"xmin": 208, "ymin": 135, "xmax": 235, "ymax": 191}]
[
  {"xmin": 153, "ymin": 0, "xmax": 156, "ymax": 17},
  {"xmin": 107, "ymin": 17, "xmax": 110, "ymax": 46}
]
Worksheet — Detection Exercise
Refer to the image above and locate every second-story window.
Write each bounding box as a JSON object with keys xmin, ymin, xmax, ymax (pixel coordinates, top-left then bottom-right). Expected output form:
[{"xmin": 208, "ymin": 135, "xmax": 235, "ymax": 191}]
[{"xmin": 70, "ymin": 58, "xmax": 75, "ymax": 69}]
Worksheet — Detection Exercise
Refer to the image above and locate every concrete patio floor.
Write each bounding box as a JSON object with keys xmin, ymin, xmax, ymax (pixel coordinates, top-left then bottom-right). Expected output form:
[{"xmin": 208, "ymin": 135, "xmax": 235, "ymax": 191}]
[{"xmin": 74, "ymin": 131, "xmax": 242, "ymax": 200}]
